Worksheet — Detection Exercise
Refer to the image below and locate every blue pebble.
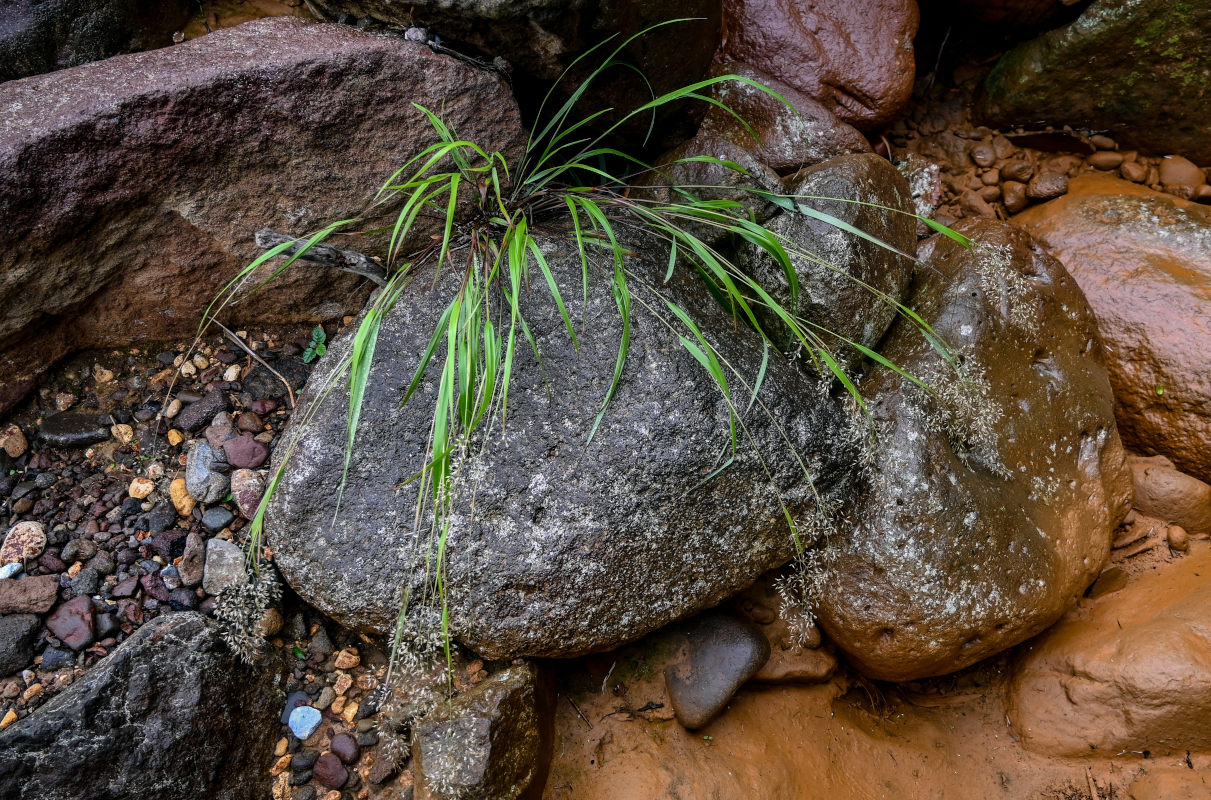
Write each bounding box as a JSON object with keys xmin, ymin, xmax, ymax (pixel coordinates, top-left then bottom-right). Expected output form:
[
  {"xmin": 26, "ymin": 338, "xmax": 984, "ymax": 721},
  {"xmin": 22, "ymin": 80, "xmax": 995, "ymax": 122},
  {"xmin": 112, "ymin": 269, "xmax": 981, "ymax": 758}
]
[
  {"xmin": 288, "ymin": 705, "xmax": 322, "ymax": 740},
  {"xmin": 0, "ymin": 563, "xmax": 21, "ymax": 579}
]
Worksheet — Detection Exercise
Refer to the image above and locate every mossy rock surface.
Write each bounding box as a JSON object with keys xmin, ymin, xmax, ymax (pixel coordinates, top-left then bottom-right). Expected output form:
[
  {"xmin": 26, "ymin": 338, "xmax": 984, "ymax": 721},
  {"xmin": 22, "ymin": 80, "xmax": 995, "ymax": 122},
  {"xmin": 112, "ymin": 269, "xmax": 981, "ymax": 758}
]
[{"xmin": 976, "ymin": 0, "xmax": 1211, "ymax": 162}]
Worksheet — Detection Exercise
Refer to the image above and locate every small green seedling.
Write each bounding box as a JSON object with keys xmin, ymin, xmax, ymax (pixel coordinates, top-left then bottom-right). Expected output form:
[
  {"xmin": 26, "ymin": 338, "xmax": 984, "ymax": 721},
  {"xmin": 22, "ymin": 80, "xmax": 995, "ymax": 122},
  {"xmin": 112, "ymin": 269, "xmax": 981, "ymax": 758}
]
[
  {"xmin": 1156, "ymin": 385, "xmax": 1165, "ymax": 396},
  {"xmin": 303, "ymin": 326, "xmax": 328, "ymax": 364}
]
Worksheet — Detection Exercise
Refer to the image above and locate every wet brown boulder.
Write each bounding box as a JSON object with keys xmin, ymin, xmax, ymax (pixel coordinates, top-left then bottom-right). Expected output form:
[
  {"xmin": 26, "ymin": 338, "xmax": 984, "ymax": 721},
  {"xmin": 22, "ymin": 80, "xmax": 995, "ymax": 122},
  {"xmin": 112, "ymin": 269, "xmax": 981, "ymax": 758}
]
[
  {"xmin": 1015, "ymin": 174, "xmax": 1211, "ymax": 483},
  {"xmin": 977, "ymin": 0, "xmax": 1211, "ymax": 163},
  {"xmin": 1008, "ymin": 546, "xmax": 1211, "ymax": 757},
  {"xmin": 816, "ymin": 218, "xmax": 1132, "ymax": 681},
  {"xmin": 0, "ymin": 16, "xmax": 525, "ymax": 414},
  {"xmin": 718, "ymin": 0, "xmax": 919, "ymax": 129},
  {"xmin": 705, "ymin": 62, "xmax": 872, "ymax": 175}
]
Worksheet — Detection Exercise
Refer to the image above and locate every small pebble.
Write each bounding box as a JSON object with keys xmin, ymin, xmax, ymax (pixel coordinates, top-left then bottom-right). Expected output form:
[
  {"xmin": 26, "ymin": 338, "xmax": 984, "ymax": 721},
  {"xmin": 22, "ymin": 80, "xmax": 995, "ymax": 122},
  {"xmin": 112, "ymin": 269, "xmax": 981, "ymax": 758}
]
[
  {"xmin": 128, "ymin": 477, "xmax": 155, "ymax": 499},
  {"xmin": 1168, "ymin": 525, "xmax": 1189, "ymax": 552},
  {"xmin": 1120, "ymin": 161, "xmax": 1148, "ymax": 183},
  {"xmin": 1026, "ymin": 171, "xmax": 1068, "ymax": 200},
  {"xmin": 1087, "ymin": 151, "xmax": 1123, "ymax": 170},
  {"xmin": 110, "ymin": 424, "xmax": 134, "ymax": 444},
  {"xmin": 287, "ymin": 705, "xmax": 322, "ymax": 740},
  {"xmin": 164, "ymin": 399, "xmax": 183, "ymax": 419}
]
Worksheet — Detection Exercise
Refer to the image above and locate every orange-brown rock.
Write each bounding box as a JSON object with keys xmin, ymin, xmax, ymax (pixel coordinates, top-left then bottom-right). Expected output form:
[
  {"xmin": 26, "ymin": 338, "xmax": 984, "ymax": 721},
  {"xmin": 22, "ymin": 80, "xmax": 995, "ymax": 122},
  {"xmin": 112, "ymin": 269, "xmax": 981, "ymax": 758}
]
[
  {"xmin": 816, "ymin": 219, "xmax": 1131, "ymax": 681},
  {"xmin": 0, "ymin": 17, "xmax": 524, "ymax": 415},
  {"xmin": 1008, "ymin": 546, "xmax": 1211, "ymax": 757},
  {"xmin": 718, "ymin": 0, "xmax": 919, "ymax": 129},
  {"xmin": 1129, "ymin": 454, "xmax": 1211, "ymax": 536},
  {"xmin": 1128, "ymin": 768, "xmax": 1211, "ymax": 800},
  {"xmin": 1015, "ymin": 174, "xmax": 1211, "ymax": 482}
]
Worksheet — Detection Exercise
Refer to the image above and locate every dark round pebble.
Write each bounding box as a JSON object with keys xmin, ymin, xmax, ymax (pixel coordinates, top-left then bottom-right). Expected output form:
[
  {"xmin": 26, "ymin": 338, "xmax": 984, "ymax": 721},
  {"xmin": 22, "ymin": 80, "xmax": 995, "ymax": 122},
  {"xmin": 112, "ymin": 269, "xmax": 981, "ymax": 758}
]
[
  {"xmin": 313, "ymin": 752, "xmax": 348, "ymax": 789},
  {"xmin": 167, "ymin": 588, "xmax": 198, "ymax": 611},
  {"xmin": 291, "ymin": 748, "xmax": 320, "ymax": 770},
  {"xmin": 330, "ymin": 733, "xmax": 359, "ymax": 764}
]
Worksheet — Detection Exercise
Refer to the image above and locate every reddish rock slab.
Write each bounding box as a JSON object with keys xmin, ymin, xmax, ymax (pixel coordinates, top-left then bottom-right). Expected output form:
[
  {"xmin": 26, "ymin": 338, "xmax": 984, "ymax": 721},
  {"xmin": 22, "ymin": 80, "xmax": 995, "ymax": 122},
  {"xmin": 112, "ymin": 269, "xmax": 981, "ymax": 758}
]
[
  {"xmin": 1015, "ymin": 174, "xmax": 1211, "ymax": 482},
  {"xmin": 1008, "ymin": 546, "xmax": 1211, "ymax": 757},
  {"xmin": 46, "ymin": 595, "xmax": 95, "ymax": 651},
  {"xmin": 0, "ymin": 16, "xmax": 525, "ymax": 415},
  {"xmin": 0, "ymin": 576, "xmax": 59, "ymax": 615},
  {"xmin": 719, "ymin": 0, "xmax": 919, "ymax": 129}
]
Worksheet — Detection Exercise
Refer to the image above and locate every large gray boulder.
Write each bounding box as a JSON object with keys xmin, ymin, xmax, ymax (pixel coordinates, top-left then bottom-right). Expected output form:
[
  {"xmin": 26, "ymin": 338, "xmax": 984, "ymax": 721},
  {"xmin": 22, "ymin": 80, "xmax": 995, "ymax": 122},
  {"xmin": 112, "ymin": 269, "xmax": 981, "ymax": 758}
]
[
  {"xmin": 0, "ymin": 612, "xmax": 286, "ymax": 800},
  {"xmin": 815, "ymin": 219, "xmax": 1133, "ymax": 681},
  {"xmin": 0, "ymin": 17, "xmax": 524, "ymax": 413},
  {"xmin": 267, "ymin": 237, "xmax": 867, "ymax": 659}
]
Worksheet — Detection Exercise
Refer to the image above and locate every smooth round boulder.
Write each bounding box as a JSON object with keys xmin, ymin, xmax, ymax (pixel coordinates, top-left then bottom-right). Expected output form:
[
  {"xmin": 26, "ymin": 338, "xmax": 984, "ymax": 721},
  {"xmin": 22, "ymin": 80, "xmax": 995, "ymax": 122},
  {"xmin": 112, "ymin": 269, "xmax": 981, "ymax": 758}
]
[
  {"xmin": 815, "ymin": 219, "xmax": 1132, "ymax": 681},
  {"xmin": 1015, "ymin": 174, "xmax": 1211, "ymax": 483}
]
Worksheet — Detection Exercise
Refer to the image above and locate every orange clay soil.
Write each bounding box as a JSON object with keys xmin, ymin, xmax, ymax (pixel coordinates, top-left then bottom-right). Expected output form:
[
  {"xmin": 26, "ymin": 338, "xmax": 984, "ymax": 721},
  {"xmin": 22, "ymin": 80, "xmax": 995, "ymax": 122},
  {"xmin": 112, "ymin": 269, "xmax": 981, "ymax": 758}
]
[{"xmin": 543, "ymin": 543, "xmax": 1211, "ymax": 799}]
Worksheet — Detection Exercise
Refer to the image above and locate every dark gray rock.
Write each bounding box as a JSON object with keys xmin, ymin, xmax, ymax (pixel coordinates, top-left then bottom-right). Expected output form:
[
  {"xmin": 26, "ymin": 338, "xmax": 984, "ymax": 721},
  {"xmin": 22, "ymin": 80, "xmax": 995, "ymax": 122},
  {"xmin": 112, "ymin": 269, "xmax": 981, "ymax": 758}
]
[
  {"xmin": 664, "ymin": 610, "xmax": 770, "ymax": 729},
  {"xmin": 815, "ymin": 219, "xmax": 1133, "ymax": 681},
  {"xmin": 0, "ymin": 612, "xmax": 286, "ymax": 800},
  {"xmin": 200, "ymin": 506, "xmax": 234, "ymax": 533},
  {"xmin": 185, "ymin": 441, "xmax": 229, "ymax": 505},
  {"xmin": 0, "ymin": 614, "xmax": 40, "ymax": 676},
  {"xmin": 175, "ymin": 390, "xmax": 228, "ymax": 434},
  {"xmin": 36, "ymin": 413, "xmax": 109, "ymax": 448},
  {"xmin": 413, "ymin": 662, "xmax": 554, "ymax": 800},
  {"xmin": 0, "ymin": 0, "xmax": 191, "ymax": 82},
  {"xmin": 736, "ymin": 153, "xmax": 916, "ymax": 368},
  {"xmin": 38, "ymin": 646, "xmax": 74, "ymax": 671},
  {"xmin": 267, "ymin": 238, "xmax": 861, "ymax": 658}
]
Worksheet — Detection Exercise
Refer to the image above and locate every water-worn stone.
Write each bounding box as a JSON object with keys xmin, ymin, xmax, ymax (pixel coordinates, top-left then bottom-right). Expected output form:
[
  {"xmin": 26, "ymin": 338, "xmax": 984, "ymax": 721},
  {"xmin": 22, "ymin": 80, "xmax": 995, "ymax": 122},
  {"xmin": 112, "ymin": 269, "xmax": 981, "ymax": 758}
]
[
  {"xmin": 223, "ymin": 433, "xmax": 269, "ymax": 469},
  {"xmin": 0, "ymin": 424, "xmax": 28, "ymax": 458},
  {"xmin": 664, "ymin": 611, "xmax": 770, "ymax": 729},
  {"xmin": 45, "ymin": 595, "xmax": 94, "ymax": 650},
  {"xmin": 313, "ymin": 752, "xmax": 347, "ymax": 789},
  {"xmin": 0, "ymin": 614, "xmax": 40, "ymax": 676},
  {"xmin": 703, "ymin": 62, "xmax": 872, "ymax": 175},
  {"xmin": 288, "ymin": 705, "xmax": 322, "ymax": 741},
  {"xmin": 267, "ymin": 237, "xmax": 861, "ymax": 658},
  {"xmin": 201, "ymin": 506, "xmax": 235, "ymax": 533},
  {"xmin": 736, "ymin": 153, "xmax": 915, "ymax": 368},
  {"xmin": 0, "ymin": 576, "xmax": 58, "ymax": 614},
  {"xmin": 413, "ymin": 662, "xmax": 553, "ymax": 800},
  {"xmin": 36, "ymin": 413, "xmax": 110, "ymax": 448},
  {"xmin": 203, "ymin": 539, "xmax": 247, "ymax": 596},
  {"xmin": 977, "ymin": 0, "xmax": 1211, "ymax": 163},
  {"xmin": 175, "ymin": 390, "xmax": 228, "ymax": 434},
  {"xmin": 0, "ymin": 522, "xmax": 46, "ymax": 565},
  {"xmin": 0, "ymin": 17, "xmax": 525, "ymax": 414},
  {"xmin": 0, "ymin": 612, "xmax": 286, "ymax": 799},
  {"xmin": 815, "ymin": 219, "xmax": 1132, "ymax": 681},
  {"xmin": 0, "ymin": 0, "xmax": 191, "ymax": 82},
  {"xmin": 1015, "ymin": 174, "xmax": 1211, "ymax": 482},
  {"xmin": 1129, "ymin": 455, "xmax": 1211, "ymax": 536},
  {"xmin": 718, "ymin": 0, "xmax": 919, "ymax": 129},
  {"xmin": 186, "ymin": 441, "xmax": 230, "ymax": 505},
  {"xmin": 1008, "ymin": 546, "xmax": 1211, "ymax": 756},
  {"xmin": 230, "ymin": 469, "xmax": 266, "ymax": 518}
]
